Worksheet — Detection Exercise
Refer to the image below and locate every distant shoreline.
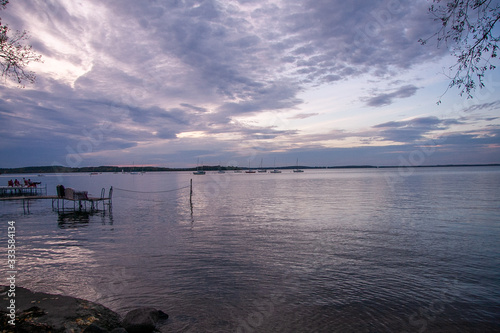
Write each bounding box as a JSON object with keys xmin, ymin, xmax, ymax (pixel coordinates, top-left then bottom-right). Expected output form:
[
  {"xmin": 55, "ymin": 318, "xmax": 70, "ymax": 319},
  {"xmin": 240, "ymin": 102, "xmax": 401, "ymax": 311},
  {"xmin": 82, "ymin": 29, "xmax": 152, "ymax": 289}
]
[{"xmin": 0, "ymin": 164, "xmax": 499, "ymax": 174}]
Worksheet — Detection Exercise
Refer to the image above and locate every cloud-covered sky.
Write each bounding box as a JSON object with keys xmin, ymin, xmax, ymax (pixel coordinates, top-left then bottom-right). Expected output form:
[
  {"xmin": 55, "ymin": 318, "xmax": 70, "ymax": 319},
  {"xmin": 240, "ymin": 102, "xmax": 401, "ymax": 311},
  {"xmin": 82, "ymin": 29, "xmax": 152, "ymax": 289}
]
[{"xmin": 1, "ymin": 0, "xmax": 499, "ymax": 168}]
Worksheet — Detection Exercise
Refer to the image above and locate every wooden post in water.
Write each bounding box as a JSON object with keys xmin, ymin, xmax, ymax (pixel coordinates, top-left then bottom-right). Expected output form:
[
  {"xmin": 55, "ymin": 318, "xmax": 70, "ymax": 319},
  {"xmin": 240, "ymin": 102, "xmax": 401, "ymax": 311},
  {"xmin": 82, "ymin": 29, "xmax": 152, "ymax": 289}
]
[
  {"xmin": 189, "ymin": 179, "xmax": 194, "ymax": 223},
  {"xmin": 189, "ymin": 178, "xmax": 193, "ymax": 206}
]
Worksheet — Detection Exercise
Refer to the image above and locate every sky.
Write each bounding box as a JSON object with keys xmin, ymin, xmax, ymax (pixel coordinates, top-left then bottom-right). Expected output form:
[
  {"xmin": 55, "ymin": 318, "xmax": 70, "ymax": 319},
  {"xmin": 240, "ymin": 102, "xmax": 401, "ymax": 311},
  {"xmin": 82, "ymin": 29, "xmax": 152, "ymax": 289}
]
[{"xmin": 1, "ymin": 0, "xmax": 499, "ymax": 168}]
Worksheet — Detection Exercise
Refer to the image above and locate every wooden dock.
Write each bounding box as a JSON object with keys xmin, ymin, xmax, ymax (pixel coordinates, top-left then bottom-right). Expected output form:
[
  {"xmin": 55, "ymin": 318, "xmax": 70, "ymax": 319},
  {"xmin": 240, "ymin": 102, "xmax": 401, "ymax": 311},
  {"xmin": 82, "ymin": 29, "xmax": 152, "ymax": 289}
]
[
  {"xmin": 0, "ymin": 184, "xmax": 47, "ymax": 197},
  {"xmin": 52, "ymin": 186, "xmax": 113, "ymax": 214},
  {"xmin": 0, "ymin": 186, "xmax": 113, "ymax": 214},
  {"xmin": 0, "ymin": 195, "xmax": 58, "ymax": 201}
]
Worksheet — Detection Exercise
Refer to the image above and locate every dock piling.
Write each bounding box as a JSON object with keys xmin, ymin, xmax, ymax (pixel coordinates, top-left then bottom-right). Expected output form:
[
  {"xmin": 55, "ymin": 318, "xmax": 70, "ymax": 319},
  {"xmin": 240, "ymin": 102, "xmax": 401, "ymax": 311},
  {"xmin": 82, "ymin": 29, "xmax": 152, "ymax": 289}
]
[{"xmin": 190, "ymin": 179, "xmax": 193, "ymax": 214}]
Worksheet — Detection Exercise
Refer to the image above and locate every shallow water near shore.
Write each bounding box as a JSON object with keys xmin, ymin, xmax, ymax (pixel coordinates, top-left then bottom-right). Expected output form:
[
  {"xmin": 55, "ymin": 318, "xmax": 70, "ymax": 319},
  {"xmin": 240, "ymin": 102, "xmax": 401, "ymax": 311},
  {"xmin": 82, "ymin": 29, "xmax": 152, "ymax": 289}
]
[{"xmin": 1, "ymin": 166, "xmax": 500, "ymax": 332}]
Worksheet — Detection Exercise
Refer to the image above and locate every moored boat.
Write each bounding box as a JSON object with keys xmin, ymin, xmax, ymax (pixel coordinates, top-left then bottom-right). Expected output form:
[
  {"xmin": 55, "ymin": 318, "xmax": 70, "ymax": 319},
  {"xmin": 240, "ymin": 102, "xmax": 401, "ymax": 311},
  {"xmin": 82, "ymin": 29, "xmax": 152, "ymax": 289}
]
[
  {"xmin": 293, "ymin": 159, "xmax": 304, "ymax": 172},
  {"xmin": 257, "ymin": 158, "xmax": 266, "ymax": 172},
  {"xmin": 193, "ymin": 158, "xmax": 205, "ymax": 175},
  {"xmin": 269, "ymin": 157, "xmax": 281, "ymax": 173}
]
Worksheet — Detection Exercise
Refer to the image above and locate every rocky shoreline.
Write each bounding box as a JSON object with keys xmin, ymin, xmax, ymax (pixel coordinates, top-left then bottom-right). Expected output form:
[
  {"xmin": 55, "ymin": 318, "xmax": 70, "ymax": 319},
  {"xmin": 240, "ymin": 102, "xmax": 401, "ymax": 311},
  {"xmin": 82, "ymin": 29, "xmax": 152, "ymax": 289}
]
[{"xmin": 0, "ymin": 286, "xmax": 168, "ymax": 332}]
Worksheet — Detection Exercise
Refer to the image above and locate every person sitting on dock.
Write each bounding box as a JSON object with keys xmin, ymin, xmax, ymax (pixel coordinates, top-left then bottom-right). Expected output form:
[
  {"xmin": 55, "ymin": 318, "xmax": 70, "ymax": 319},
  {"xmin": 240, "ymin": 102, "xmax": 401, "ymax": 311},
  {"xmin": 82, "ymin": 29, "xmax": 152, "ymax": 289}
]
[
  {"xmin": 14, "ymin": 179, "xmax": 20, "ymax": 187},
  {"xmin": 7, "ymin": 179, "xmax": 13, "ymax": 187}
]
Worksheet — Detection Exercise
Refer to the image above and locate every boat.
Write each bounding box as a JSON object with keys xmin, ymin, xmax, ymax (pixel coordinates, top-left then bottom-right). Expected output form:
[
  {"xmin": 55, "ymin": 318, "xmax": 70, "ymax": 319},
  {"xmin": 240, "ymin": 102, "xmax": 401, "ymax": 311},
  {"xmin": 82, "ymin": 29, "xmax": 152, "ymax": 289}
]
[
  {"xmin": 130, "ymin": 162, "xmax": 139, "ymax": 174},
  {"xmin": 293, "ymin": 158, "xmax": 304, "ymax": 173},
  {"xmin": 245, "ymin": 160, "xmax": 256, "ymax": 173},
  {"xmin": 269, "ymin": 158, "xmax": 281, "ymax": 173},
  {"xmin": 217, "ymin": 162, "xmax": 225, "ymax": 173},
  {"xmin": 193, "ymin": 159, "xmax": 206, "ymax": 175},
  {"xmin": 257, "ymin": 158, "xmax": 267, "ymax": 173}
]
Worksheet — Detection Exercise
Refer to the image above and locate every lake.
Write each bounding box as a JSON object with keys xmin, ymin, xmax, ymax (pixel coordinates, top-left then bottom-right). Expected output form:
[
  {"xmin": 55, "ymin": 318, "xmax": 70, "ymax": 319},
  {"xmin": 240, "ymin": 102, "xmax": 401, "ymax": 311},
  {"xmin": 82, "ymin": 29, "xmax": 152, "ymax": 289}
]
[{"xmin": 1, "ymin": 167, "xmax": 499, "ymax": 332}]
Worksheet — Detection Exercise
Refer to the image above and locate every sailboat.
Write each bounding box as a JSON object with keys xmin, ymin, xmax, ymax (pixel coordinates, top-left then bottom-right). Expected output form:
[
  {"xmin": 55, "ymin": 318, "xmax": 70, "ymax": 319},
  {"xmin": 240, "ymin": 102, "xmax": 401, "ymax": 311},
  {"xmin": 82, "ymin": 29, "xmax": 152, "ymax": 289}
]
[
  {"xmin": 269, "ymin": 158, "xmax": 281, "ymax": 173},
  {"xmin": 193, "ymin": 159, "xmax": 206, "ymax": 175},
  {"xmin": 218, "ymin": 162, "xmax": 225, "ymax": 174},
  {"xmin": 293, "ymin": 158, "xmax": 304, "ymax": 173},
  {"xmin": 193, "ymin": 169, "xmax": 206, "ymax": 175},
  {"xmin": 90, "ymin": 166, "xmax": 99, "ymax": 175},
  {"xmin": 130, "ymin": 162, "xmax": 139, "ymax": 174},
  {"xmin": 245, "ymin": 160, "xmax": 256, "ymax": 173},
  {"xmin": 257, "ymin": 158, "xmax": 267, "ymax": 173}
]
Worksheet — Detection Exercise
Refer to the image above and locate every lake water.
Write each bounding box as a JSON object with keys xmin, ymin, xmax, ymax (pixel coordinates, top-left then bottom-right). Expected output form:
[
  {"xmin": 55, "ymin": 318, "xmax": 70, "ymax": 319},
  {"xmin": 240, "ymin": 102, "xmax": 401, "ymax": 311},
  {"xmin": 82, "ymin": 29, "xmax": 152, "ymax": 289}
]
[{"xmin": 1, "ymin": 167, "xmax": 500, "ymax": 332}]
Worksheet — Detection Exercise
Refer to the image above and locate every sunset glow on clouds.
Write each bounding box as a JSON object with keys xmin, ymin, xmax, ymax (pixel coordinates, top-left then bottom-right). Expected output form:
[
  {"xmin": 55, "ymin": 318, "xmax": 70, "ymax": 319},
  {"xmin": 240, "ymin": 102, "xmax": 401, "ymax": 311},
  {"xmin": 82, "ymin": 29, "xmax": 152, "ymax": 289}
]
[{"xmin": 1, "ymin": 0, "xmax": 499, "ymax": 168}]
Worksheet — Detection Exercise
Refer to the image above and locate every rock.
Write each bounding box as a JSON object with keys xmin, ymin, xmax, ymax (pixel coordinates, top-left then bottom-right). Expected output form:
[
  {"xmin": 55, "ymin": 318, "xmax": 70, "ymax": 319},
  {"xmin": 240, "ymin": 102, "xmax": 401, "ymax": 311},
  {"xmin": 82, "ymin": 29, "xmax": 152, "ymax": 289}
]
[
  {"xmin": 83, "ymin": 323, "xmax": 109, "ymax": 332},
  {"xmin": 0, "ymin": 285, "xmax": 122, "ymax": 332},
  {"xmin": 122, "ymin": 307, "xmax": 169, "ymax": 333},
  {"xmin": 110, "ymin": 328, "xmax": 128, "ymax": 333}
]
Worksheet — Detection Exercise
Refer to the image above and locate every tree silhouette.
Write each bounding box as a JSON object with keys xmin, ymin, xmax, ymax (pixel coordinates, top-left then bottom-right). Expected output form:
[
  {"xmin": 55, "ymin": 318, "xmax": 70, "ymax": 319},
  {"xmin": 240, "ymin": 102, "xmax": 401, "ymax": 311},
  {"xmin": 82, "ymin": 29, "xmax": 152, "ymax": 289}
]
[
  {"xmin": 0, "ymin": 0, "xmax": 41, "ymax": 87},
  {"xmin": 420, "ymin": 0, "xmax": 500, "ymax": 102}
]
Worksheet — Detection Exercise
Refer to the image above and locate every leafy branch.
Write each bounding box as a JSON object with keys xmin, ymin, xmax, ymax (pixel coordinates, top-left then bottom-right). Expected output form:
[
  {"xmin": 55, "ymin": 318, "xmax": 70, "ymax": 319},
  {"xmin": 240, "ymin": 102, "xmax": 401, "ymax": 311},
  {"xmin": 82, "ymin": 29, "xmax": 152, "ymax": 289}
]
[
  {"xmin": 419, "ymin": 0, "xmax": 500, "ymax": 101},
  {"xmin": 0, "ymin": 0, "xmax": 42, "ymax": 87}
]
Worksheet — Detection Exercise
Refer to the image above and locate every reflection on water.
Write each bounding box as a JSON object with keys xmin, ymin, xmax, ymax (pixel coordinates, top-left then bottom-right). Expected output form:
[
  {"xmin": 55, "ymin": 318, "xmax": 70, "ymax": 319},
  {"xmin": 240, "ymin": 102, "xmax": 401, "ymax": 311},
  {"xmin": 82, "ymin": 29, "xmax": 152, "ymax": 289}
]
[
  {"xmin": 1, "ymin": 168, "xmax": 499, "ymax": 332},
  {"xmin": 57, "ymin": 211, "xmax": 114, "ymax": 229},
  {"xmin": 57, "ymin": 211, "xmax": 91, "ymax": 227}
]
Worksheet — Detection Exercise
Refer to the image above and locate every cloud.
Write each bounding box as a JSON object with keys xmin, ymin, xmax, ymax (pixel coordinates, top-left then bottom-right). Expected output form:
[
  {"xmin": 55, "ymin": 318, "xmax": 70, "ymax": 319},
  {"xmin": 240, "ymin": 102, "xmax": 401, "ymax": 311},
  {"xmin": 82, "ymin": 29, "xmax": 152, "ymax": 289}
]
[
  {"xmin": 364, "ymin": 84, "xmax": 419, "ymax": 107},
  {"xmin": 462, "ymin": 100, "xmax": 500, "ymax": 113},
  {"xmin": 78, "ymin": 0, "xmax": 442, "ymax": 109},
  {"xmin": 371, "ymin": 116, "xmax": 462, "ymax": 143},
  {"xmin": 288, "ymin": 113, "xmax": 319, "ymax": 120},
  {"xmin": 373, "ymin": 117, "xmax": 442, "ymax": 129},
  {"xmin": 1, "ymin": 0, "xmax": 499, "ymax": 168},
  {"xmin": 292, "ymin": 116, "xmax": 465, "ymax": 146},
  {"xmin": 180, "ymin": 103, "xmax": 209, "ymax": 113},
  {"xmin": 217, "ymin": 82, "xmax": 303, "ymax": 115},
  {"xmin": 438, "ymin": 127, "xmax": 500, "ymax": 146}
]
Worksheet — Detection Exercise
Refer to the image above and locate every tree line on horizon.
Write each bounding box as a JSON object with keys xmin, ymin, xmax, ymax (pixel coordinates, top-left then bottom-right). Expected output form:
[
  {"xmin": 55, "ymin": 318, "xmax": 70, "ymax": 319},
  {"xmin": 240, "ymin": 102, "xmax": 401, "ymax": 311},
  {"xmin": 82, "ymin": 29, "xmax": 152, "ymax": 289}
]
[{"xmin": 1, "ymin": 164, "xmax": 499, "ymax": 174}]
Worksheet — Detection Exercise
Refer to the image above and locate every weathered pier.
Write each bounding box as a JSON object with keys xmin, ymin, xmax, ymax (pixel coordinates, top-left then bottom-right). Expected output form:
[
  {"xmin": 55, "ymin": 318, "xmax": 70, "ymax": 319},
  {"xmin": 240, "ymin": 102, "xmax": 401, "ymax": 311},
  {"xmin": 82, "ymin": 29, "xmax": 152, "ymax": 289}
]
[
  {"xmin": 53, "ymin": 185, "xmax": 113, "ymax": 213},
  {"xmin": 0, "ymin": 185, "xmax": 113, "ymax": 214},
  {"xmin": 0, "ymin": 184, "xmax": 47, "ymax": 197}
]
